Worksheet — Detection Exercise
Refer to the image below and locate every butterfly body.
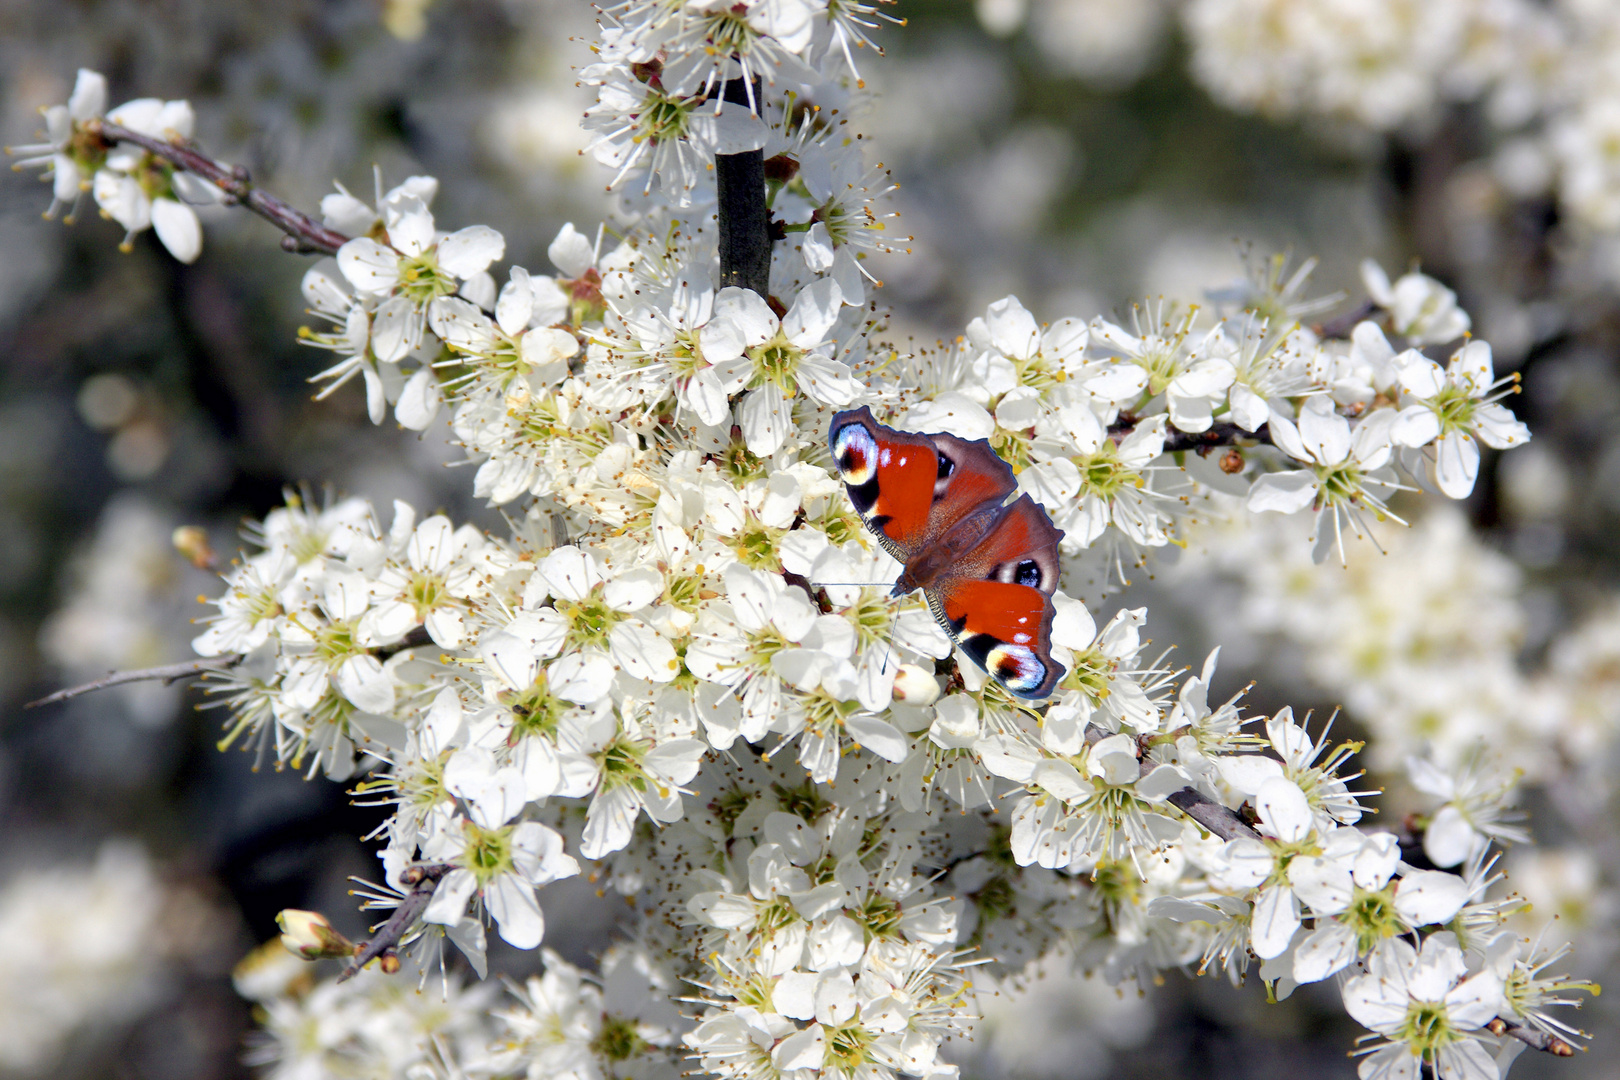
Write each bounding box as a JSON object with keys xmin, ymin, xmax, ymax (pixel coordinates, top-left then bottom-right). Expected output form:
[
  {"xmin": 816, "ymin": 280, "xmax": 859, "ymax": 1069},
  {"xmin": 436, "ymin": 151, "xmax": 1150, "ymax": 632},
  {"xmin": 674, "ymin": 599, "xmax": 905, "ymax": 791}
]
[{"xmin": 829, "ymin": 406, "xmax": 1067, "ymax": 699}]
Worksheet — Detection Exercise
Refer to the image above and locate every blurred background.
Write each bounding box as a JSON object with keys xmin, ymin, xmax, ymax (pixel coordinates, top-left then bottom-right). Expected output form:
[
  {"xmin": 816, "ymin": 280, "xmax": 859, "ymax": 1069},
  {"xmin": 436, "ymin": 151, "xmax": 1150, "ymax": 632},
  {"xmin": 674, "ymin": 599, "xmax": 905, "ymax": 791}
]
[{"xmin": 2, "ymin": 0, "xmax": 1619, "ymax": 1076}]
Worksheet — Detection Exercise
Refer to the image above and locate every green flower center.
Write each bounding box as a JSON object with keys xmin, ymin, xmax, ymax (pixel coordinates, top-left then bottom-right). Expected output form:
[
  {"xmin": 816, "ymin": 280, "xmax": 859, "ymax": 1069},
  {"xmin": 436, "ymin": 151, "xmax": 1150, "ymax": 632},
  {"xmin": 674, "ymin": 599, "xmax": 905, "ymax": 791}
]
[
  {"xmin": 720, "ymin": 431, "xmax": 768, "ymax": 483},
  {"xmin": 406, "ymin": 569, "xmax": 448, "ymax": 619},
  {"xmin": 825, "ymin": 1024, "xmax": 875, "ymax": 1074},
  {"xmin": 1430, "ymin": 385, "xmax": 1479, "ymax": 435},
  {"xmin": 700, "ymin": 9, "xmax": 758, "ymax": 56},
  {"xmin": 1134, "ymin": 337, "xmax": 1185, "ymax": 396},
  {"xmin": 596, "ymin": 734, "xmax": 651, "ymax": 793},
  {"xmin": 771, "ymin": 781, "xmax": 831, "ymax": 823},
  {"xmin": 1396, "ymin": 1000, "xmax": 1461, "ymax": 1061},
  {"xmin": 1314, "ymin": 460, "xmax": 1369, "ymax": 507},
  {"xmin": 853, "ymin": 891, "xmax": 903, "ymax": 940},
  {"xmin": 989, "ymin": 426, "xmax": 1033, "ymax": 472},
  {"xmin": 1343, "ymin": 886, "xmax": 1403, "ymax": 951},
  {"xmin": 504, "ymin": 673, "xmax": 569, "ymax": 742},
  {"xmin": 314, "ymin": 620, "xmax": 358, "ymax": 666},
  {"xmin": 558, "ymin": 594, "xmax": 624, "ymax": 649},
  {"xmin": 464, "ymin": 821, "xmax": 514, "ymax": 884},
  {"xmin": 711, "ymin": 786, "xmax": 753, "ymax": 834},
  {"xmin": 973, "ymin": 875, "xmax": 1017, "ymax": 923},
  {"xmin": 397, "ymin": 249, "xmax": 459, "ymax": 304},
  {"xmin": 731, "ymin": 519, "xmax": 784, "ymax": 572},
  {"xmin": 636, "ymin": 93, "xmax": 692, "ymax": 145},
  {"xmin": 747, "ymin": 334, "xmax": 802, "ymax": 394},
  {"xmin": 756, "ymin": 895, "xmax": 799, "ymax": 937},
  {"xmin": 1062, "ymin": 645, "xmax": 1116, "ymax": 702},
  {"xmin": 1076, "ymin": 442, "xmax": 1145, "ymax": 501},
  {"xmin": 591, "ymin": 1016, "xmax": 648, "ymax": 1062}
]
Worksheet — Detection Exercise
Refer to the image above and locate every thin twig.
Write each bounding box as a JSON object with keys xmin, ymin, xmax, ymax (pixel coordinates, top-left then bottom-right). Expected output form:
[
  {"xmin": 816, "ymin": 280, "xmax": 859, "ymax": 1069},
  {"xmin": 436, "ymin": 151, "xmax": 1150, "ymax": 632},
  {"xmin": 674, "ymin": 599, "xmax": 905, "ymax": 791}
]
[
  {"xmin": 25, "ymin": 656, "xmax": 243, "ymax": 709},
  {"xmin": 1488, "ymin": 1017, "xmax": 1577, "ymax": 1057},
  {"xmin": 340, "ymin": 863, "xmax": 455, "ymax": 982},
  {"xmin": 1315, "ymin": 299, "xmax": 1378, "ymax": 340},
  {"xmin": 89, "ymin": 119, "xmax": 351, "ymax": 255}
]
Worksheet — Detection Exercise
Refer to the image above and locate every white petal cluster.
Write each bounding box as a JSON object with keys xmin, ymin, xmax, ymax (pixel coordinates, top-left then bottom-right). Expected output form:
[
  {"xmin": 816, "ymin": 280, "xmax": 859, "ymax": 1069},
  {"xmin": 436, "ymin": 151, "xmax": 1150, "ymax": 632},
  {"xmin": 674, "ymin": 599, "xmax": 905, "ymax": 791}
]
[
  {"xmin": 1179, "ymin": 0, "xmax": 1620, "ymax": 234},
  {"xmin": 32, "ymin": 0, "xmax": 1579, "ymax": 1074},
  {"xmin": 0, "ymin": 843, "xmax": 176, "ymax": 1074}
]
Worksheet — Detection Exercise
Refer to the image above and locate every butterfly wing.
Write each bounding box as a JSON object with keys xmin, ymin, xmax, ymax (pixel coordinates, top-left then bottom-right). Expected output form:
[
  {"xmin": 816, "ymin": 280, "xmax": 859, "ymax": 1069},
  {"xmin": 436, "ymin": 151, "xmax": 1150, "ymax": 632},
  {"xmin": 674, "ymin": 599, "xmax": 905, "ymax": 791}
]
[
  {"xmin": 829, "ymin": 406, "xmax": 1016, "ymax": 560},
  {"xmin": 926, "ymin": 496, "xmax": 1066, "ymax": 699},
  {"xmin": 830, "ymin": 407, "xmax": 1065, "ymax": 700}
]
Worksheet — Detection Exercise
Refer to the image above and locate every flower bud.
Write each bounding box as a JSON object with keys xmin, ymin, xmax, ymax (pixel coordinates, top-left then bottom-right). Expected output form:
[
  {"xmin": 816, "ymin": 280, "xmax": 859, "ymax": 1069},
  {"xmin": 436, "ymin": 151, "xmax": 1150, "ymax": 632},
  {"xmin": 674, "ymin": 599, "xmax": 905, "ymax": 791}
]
[
  {"xmin": 172, "ymin": 525, "xmax": 216, "ymax": 569},
  {"xmin": 892, "ymin": 663, "xmax": 941, "ymax": 706},
  {"xmin": 276, "ymin": 908, "xmax": 356, "ymax": 960}
]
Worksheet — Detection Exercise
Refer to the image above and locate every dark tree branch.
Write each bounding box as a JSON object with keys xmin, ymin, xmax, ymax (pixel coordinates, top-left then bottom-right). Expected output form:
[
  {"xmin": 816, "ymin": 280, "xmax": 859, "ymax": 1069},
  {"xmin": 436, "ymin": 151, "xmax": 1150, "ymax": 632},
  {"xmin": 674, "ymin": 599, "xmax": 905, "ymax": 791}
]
[
  {"xmin": 1108, "ymin": 416, "xmax": 1274, "ymax": 455},
  {"xmin": 89, "ymin": 119, "xmax": 351, "ymax": 255},
  {"xmin": 25, "ymin": 656, "xmax": 243, "ymax": 708},
  {"xmin": 340, "ymin": 863, "xmax": 455, "ymax": 982},
  {"xmin": 714, "ymin": 78, "xmax": 771, "ymax": 298},
  {"xmin": 1165, "ymin": 784, "xmax": 1263, "ymax": 842}
]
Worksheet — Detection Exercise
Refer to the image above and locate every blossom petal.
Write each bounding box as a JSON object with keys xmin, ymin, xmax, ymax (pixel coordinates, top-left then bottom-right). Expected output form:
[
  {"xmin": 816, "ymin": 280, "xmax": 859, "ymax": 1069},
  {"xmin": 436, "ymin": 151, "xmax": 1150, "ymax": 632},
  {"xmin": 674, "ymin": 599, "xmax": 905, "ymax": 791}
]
[
  {"xmin": 151, "ymin": 198, "xmax": 202, "ymax": 263},
  {"xmin": 1251, "ymin": 884, "xmax": 1301, "ymax": 959},
  {"xmin": 1434, "ymin": 430, "xmax": 1481, "ymax": 499},
  {"xmin": 437, "ymin": 225, "xmax": 506, "ymax": 279},
  {"xmin": 485, "ymin": 874, "xmax": 545, "ymax": 949}
]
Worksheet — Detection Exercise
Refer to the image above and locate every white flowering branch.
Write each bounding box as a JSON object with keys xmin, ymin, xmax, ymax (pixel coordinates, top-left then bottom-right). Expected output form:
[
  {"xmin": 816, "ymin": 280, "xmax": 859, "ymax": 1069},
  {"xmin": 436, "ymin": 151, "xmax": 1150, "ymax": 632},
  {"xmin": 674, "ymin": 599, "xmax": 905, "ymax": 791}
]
[
  {"xmin": 14, "ymin": 5, "xmax": 1591, "ymax": 1075},
  {"xmin": 88, "ymin": 118, "xmax": 351, "ymax": 255}
]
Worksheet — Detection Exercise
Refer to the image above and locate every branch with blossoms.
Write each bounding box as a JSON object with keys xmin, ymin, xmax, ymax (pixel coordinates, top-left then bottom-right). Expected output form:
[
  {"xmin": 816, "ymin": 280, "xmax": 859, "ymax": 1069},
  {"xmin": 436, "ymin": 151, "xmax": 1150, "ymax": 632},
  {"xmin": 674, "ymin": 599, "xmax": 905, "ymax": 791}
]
[
  {"xmin": 7, "ymin": 70, "xmax": 350, "ymax": 263},
  {"xmin": 87, "ymin": 119, "xmax": 351, "ymax": 255},
  {"xmin": 13, "ymin": 1, "xmax": 1591, "ymax": 1077}
]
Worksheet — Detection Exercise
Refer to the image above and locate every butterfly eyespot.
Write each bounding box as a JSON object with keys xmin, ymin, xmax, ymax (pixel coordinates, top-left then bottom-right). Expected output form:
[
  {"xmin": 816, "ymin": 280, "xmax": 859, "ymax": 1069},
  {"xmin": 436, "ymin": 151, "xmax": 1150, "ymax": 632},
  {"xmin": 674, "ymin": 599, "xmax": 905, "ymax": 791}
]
[
  {"xmin": 987, "ymin": 643, "xmax": 1046, "ymax": 694},
  {"xmin": 936, "ymin": 454, "xmax": 955, "ymax": 480},
  {"xmin": 1014, "ymin": 559, "xmax": 1041, "ymax": 587},
  {"xmin": 832, "ymin": 423, "xmax": 878, "ymax": 485}
]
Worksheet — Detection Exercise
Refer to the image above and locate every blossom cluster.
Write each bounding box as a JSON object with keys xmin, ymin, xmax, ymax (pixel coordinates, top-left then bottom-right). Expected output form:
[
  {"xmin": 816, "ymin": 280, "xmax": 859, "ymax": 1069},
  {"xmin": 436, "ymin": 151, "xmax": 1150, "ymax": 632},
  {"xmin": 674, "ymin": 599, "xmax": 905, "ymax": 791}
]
[
  {"xmin": 975, "ymin": 0, "xmax": 1620, "ymax": 237},
  {"xmin": 0, "ymin": 843, "xmax": 181, "ymax": 1073},
  {"xmin": 1174, "ymin": 505, "xmax": 1620, "ymax": 777},
  {"xmin": 12, "ymin": 2, "xmax": 1595, "ymax": 1078},
  {"xmin": 9, "ymin": 68, "xmax": 220, "ymax": 262},
  {"xmin": 236, "ymin": 937, "xmax": 687, "ymax": 1080}
]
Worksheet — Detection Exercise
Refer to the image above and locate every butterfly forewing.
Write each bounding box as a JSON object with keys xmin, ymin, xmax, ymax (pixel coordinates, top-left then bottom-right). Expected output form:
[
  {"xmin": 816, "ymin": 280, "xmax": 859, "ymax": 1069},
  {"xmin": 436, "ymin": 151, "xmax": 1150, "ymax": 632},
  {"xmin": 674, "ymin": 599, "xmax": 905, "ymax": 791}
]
[
  {"xmin": 830, "ymin": 407, "xmax": 946, "ymax": 556},
  {"xmin": 921, "ymin": 431, "xmax": 1017, "ymax": 543}
]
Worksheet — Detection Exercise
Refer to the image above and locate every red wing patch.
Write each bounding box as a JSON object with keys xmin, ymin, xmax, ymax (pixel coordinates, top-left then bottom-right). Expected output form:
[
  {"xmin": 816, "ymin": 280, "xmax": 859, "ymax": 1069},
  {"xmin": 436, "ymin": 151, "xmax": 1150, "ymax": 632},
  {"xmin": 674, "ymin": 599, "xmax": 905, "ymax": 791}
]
[
  {"xmin": 930, "ymin": 579, "xmax": 1063, "ymax": 699},
  {"xmin": 830, "ymin": 408, "xmax": 1068, "ymax": 700}
]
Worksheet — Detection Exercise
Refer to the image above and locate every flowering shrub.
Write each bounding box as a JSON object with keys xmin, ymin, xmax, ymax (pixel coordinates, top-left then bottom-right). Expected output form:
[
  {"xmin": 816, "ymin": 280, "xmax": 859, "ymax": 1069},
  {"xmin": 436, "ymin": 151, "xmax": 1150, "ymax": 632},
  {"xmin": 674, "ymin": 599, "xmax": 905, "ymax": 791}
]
[{"xmin": 11, "ymin": 2, "xmax": 1597, "ymax": 1078}]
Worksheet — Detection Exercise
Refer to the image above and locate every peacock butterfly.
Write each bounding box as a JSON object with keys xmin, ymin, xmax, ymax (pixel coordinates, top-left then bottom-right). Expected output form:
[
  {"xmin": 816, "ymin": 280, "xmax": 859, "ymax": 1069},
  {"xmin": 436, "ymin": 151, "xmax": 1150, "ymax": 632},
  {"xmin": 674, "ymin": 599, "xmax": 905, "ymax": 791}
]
[{"xmin": 829, "ymin": 406, "xmax": 1067, "ymax": 699}]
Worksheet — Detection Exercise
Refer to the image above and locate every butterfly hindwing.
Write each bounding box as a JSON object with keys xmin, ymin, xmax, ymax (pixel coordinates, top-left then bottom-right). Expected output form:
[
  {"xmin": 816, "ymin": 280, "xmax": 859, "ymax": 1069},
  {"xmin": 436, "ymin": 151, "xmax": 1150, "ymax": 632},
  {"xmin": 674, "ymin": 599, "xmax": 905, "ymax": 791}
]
[
  {"xmin": 930, "ymin": 580, "xmax": 1061, "ymax": 699},
  {"xmin": 927, "ymin": 497, "xmax": 1065, "ymax": 699}
]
